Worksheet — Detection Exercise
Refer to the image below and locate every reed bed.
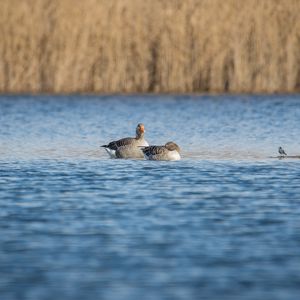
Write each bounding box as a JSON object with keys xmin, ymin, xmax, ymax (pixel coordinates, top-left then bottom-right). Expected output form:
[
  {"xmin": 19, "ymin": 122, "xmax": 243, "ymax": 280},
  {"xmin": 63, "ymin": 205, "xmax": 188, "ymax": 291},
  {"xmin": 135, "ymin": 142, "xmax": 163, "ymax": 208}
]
[{"xmin": 0, "ymin": 0, "xmax": 300, "ymax": 93}]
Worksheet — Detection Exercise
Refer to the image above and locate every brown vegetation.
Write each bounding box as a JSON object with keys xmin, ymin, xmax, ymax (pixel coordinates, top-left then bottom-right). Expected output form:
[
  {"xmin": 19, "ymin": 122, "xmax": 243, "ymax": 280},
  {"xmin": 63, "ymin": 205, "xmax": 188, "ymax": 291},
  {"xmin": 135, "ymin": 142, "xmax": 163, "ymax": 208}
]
[{"xmin": 0, "ymin": 0, "xmax": 300, "ymax": 94}]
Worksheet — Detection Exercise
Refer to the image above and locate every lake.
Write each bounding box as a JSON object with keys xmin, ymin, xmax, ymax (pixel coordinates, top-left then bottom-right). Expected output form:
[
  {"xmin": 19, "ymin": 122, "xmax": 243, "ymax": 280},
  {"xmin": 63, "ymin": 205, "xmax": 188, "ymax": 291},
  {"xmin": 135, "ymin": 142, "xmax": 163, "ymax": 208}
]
[{"xmin": 0, "ymin": 95, "xmax": 300, "ymax": 300}]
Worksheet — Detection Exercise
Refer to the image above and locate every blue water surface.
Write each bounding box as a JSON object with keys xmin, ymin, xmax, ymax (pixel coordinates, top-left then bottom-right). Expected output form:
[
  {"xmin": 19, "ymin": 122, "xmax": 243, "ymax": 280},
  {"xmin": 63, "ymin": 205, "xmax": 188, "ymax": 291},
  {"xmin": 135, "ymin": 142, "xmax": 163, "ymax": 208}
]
[{"xmin": 0, "ymin": 95, "xmax": 300, "ymax": 300}]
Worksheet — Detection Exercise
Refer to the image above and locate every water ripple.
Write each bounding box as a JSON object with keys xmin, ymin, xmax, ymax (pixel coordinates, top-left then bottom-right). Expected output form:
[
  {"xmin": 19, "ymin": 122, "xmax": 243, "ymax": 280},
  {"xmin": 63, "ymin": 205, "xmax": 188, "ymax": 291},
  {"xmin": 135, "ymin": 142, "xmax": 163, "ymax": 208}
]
[{"xmin": 1, "ymin": 95, "xmax": 300, "ymax": 300}]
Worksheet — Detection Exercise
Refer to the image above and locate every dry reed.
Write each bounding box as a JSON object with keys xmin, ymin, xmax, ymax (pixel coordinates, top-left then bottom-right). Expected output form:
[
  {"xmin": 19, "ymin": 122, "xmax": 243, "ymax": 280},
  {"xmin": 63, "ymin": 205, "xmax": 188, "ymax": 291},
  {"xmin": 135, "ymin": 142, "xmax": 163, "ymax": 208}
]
[{"xmin": 0, "ymin": 0, "xmax": 300, "ymax": 94}]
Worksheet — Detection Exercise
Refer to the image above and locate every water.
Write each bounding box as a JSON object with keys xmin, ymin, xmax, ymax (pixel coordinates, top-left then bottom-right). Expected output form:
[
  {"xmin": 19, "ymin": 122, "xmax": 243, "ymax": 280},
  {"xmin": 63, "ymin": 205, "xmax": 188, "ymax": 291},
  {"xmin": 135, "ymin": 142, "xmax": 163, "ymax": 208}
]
[{"xmin": 0, "ymin": 95, "xmax": 300, "ymax": 300}]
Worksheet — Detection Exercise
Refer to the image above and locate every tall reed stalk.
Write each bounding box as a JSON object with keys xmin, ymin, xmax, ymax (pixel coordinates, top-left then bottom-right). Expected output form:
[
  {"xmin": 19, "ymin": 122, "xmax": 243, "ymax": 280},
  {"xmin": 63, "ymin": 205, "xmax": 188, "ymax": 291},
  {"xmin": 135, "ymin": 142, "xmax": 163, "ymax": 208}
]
[{"xmin": 0, "ymin": 0, "xmax": 299, "ymax": 93}]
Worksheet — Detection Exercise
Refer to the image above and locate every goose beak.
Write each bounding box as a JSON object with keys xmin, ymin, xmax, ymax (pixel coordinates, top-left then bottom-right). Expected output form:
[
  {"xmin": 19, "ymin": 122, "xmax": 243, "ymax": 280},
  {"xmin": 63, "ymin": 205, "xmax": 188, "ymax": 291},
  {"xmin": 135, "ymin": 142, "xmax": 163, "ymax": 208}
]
[{"xmin": 139, "ymin": 124, "xmax": 145, "ymax": 133}]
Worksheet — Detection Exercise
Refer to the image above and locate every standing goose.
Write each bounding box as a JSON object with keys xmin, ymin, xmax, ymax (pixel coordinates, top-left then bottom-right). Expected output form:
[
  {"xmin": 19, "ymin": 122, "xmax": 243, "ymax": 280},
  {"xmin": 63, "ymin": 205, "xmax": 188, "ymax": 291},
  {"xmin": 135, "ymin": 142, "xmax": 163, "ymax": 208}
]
[
  {"xmin": 141, "ymin": 142, "xmax": 181, "ymax": 161},
  {"xmin": 101, "ymin": 123, "xmax": 149, "ymax": 159}
]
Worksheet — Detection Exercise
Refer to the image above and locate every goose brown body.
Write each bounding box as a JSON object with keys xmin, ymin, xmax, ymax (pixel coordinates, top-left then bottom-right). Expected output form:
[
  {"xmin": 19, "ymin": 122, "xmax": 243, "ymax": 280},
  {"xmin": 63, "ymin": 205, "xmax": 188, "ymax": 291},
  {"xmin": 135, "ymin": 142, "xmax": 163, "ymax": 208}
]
[
  {"xmin": 101, "ymin": 124, "xmax": 149, "ymax": 158},
  {"xmin": 141, "ymin": 142, "xmax": 181, "ymax": 161}
]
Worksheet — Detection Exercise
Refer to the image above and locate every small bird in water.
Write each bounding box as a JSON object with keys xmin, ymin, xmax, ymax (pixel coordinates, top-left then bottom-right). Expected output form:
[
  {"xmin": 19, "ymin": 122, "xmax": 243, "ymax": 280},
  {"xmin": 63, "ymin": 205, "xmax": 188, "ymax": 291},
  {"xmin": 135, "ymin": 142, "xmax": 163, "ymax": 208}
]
[{"xmin": 278, "ymin": 146, "xmax": 287, "ymax": 156}]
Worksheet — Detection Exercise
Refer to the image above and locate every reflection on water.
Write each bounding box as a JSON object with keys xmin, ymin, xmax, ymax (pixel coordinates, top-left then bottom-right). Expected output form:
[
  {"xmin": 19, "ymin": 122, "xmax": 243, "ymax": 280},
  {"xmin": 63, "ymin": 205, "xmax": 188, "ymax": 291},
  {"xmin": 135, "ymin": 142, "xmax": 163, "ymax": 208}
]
[{"xmin": 0, "ymin": 95, "xmax": 300, "ymax": 300}]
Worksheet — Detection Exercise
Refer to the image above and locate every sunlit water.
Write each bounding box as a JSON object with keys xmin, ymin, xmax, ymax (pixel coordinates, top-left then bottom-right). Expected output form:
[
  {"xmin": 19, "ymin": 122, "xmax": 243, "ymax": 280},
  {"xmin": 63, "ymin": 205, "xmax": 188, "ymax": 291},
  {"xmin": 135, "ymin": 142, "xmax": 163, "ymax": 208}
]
[{"xmin": 1, "ymin": 95, "xmax": 300, "ymax": 300}]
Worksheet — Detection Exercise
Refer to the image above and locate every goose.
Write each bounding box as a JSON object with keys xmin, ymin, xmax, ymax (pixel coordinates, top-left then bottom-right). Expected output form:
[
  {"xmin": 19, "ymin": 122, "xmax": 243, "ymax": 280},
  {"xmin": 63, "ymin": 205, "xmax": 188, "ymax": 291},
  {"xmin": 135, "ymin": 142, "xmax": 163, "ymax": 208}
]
[
  {"xmin": 101, "ymin": 123, "xmax": 149, "ymax": 159},
  {"xmin": 141, "ymin": 142, "xmax": 181, "ymax": 161}
]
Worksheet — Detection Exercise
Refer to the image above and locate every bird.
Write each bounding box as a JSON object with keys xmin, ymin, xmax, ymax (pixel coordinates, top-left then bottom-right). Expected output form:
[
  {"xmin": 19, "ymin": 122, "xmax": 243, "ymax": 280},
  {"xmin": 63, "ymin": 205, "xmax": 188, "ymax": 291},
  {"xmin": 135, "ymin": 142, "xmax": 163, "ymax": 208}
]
[
  {"xmin": 278, "ymin": 146, "xmax": 287, "ymax": 156},
  {"xmin": 141, "ymin": 142, "xmax": 181, "ymax": 161},
  {"xmin": 101, "ymin": 123, "xmax": 149, "ymax": 159}
]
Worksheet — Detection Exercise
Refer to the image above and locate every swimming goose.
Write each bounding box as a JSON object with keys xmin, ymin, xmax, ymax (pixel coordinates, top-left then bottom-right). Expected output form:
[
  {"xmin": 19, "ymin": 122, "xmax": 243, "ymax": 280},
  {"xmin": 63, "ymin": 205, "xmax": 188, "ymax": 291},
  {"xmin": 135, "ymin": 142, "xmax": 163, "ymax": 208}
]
[
  {"xmin": 141, "ymin": 142, "xmax": 181, "ymax": 161},
  {"xmin": 101, "ymin": 123, "xmax": 149, "ymax": 158}
]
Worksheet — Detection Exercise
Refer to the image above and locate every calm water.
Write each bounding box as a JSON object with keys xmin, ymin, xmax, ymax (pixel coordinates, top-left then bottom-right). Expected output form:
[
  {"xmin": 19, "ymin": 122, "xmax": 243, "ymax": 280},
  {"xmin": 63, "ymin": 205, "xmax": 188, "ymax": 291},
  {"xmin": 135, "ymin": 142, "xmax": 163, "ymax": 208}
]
[{"xmin": 0, "ymin": 95, "xmax": 300, "ymax": 300}]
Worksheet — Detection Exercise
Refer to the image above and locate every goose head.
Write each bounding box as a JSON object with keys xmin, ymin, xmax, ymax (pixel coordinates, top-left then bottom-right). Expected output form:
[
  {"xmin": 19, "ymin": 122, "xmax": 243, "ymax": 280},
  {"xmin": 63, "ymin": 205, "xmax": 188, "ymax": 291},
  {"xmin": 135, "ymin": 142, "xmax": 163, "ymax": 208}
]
[
  {"xmin": 165, "ymin": 141, "xmax": 180, "ymax": 152},
  {"xmin": 136, "ymin": 123, "xmax": 145, "ymax": 138}
]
